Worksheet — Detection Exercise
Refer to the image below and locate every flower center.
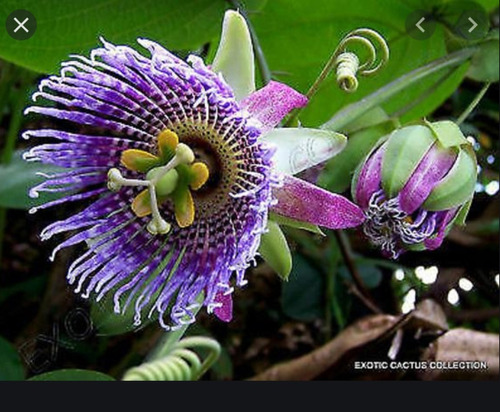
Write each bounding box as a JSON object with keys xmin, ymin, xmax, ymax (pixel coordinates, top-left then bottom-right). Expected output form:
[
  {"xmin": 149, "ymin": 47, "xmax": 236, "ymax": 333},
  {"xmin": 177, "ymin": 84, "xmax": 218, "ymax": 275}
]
[
  {"xmin": 363, "ymin": 190, "xmax": 437, "ymax": 259},
  {"xmin": 107, "ymin": 129, "xmax": 210, "ymax": 235},
  {"xmin": 172, "ymin": 123, "xmax": 242, "ymax": 217},
  {"xmin": 181, "ymin": 136, "xmax": 223, "ymax": 196}
]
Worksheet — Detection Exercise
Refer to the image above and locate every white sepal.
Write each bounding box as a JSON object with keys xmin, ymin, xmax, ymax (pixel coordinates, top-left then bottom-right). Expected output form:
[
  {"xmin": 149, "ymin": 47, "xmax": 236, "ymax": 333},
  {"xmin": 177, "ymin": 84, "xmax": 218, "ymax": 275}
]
[{"xmin": 262, "ymin": 127, "xmax": 347, "ymax": 175}]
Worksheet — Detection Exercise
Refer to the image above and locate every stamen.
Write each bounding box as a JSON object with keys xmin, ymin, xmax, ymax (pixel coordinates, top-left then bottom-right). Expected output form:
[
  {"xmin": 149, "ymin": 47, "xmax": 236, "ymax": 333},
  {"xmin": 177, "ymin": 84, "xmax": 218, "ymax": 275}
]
[
  {"xmin": 189, "ymin": 163, "xmax": 209, "ymax": 190},
  {"xmin": 363, "ymin": 190, "xmax": 438, "ymax": 258},
  {"xmin": 121, "ymin": 149, "xmax": 160, "ymax": 172},
  {"xmin": 107, "ymin": 129, "xmax": 210, "ymax": 235},
  {"xmin": 149, "ymin": 143, "xmax": 195, "ymax": 185},
  {"xmin": 107, "ymin": 168, "xmax": 149, "ymax": 191}
]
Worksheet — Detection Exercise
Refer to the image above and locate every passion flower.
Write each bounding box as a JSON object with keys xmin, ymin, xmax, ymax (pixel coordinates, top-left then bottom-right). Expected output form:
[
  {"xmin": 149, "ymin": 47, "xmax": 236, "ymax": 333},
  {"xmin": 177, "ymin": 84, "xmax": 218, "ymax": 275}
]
[{"xmin": 23, "ymin": 10, "xmax": 365, "ymax": 329}]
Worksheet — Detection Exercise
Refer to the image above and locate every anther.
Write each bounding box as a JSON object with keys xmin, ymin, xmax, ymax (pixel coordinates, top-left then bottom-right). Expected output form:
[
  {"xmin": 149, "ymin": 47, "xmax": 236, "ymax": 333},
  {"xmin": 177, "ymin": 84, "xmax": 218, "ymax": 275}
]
[
  {"xmin": 147, "ymin": 218, "xmax": 171, "ymax": 235},
  {"xmin": 107, "ymin": 168, "xmax": 124, "ymax": 191}
]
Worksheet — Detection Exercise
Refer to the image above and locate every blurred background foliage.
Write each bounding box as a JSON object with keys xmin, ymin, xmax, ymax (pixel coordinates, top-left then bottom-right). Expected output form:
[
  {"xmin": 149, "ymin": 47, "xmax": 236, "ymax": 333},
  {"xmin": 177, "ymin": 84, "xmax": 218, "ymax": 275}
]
[{"xmin": 0, "ymin": 0, "xmax": 498, "ymax": 381}]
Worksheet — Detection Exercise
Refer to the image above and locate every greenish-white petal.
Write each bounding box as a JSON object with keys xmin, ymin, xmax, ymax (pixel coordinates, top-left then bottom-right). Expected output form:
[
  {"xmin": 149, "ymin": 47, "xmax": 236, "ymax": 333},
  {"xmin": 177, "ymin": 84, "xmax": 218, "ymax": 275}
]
[
  {"xmin": 211, "ymin": 10, "xmax": 255, "ymax": 101},
  {"xmin": 262, "ymin": 127, "xmax": 347, "ymax": 175}
]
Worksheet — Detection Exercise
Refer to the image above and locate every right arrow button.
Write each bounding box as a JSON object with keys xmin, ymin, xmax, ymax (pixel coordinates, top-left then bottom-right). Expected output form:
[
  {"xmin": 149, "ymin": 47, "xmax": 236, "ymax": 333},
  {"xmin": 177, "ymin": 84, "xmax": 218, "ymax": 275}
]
[
  {"xmin": 454, "ymin": 6, "xmax": 489, "ymax": 40},
  {"xmin": 468, "ymin": 17, "xmax": 478, "ymax": 33}
]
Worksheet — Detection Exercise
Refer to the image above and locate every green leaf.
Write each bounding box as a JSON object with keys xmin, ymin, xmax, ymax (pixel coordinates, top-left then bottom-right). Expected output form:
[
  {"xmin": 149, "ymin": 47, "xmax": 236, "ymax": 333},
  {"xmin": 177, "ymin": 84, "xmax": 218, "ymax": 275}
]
[
  {"xmin": 470, "ymin": 0, "xmax": 499, "ymax": 12},
  {"xmin": 250, "ymin": 0, "xmax": 467, "ymax": 127},
  {"xmin": 281, "ymin": 254, "xmax": 323, "ymax": 321},
  {"xmin": 0, "ymin": 336, "xmax": 25, "ymax": 381},
  {"xmin": 342, "ymin": 106, "xmax": 391, "ymax": 134},
  {"xmin": 399, "ymin": 61, "xmax": 470, "ymax": 123},
  {"xmin": 258, "ymin": 220, "xmax": 292, "ymax": 281},
  {"xmin": 338, "ymin": 264, "xmax": 382, "ymax": 289},
  {"xmin": 29, "ymin": 369, "xmax": 115, "ymax": 381},
  {"xmin": 467, "ymin": 29, "xmax": 500, "ymax": 83},
  {"xmin": 239, "ymin": 0, "xmax": 268, "ymax": 12},
  {"xmin": 0, "ymin": 0, "xmax": 228, "ymax": 74},
  {"xmin": 0, "ymin": 150, "xmax": 66, "ymax": 210}
]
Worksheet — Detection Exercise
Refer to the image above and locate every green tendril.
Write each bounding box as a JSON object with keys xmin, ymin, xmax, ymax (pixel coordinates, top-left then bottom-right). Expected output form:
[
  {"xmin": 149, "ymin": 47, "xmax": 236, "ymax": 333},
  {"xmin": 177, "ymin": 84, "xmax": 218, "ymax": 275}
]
[
  {"xmin": 332, "ymin": 28, "xmax": 390, "ymax": 93},
  {"xmin": 308, "ymin": 28, "xmax": 389, "ymax": 98},
  {"xmin": 336, "ymin": 52, "xmax": 360, "ymax": 92},
  {"xmin": 284, "ymin": 28, "xmax": 389, "ymax": 126},
  {"xmin": 121, "ymin": 336, "xmax": 221, "ymax": 381}
]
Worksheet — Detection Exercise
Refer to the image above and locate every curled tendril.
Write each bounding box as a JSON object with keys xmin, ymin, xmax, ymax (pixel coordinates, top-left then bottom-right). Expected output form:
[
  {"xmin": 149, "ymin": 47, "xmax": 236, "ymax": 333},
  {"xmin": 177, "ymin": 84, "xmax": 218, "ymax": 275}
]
[
  {"xmin": 335, "ymin": 52, "xmax": 360, "ymax": 92},
  {"xmin": 122, "ymin": 336, "xmax": 221, "ymax": 381},
  {"xmin": 284, "ymin": 28, "xmax": 389, "ymax": 126},
  {"xmin": 333, "ymin": 28, "xmax": 390, "ymax": 92},
  {"xmin": 307, "ymin": 28, "xmax": 389, "ymax": 97}
]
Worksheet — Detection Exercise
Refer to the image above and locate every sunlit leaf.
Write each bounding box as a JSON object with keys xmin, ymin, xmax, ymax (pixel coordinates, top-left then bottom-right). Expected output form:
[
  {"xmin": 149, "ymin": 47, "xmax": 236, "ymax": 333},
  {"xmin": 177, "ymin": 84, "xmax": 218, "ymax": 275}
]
[
  {"xmin": 0, "ymin": 0, "xmax": 228, "ymax": 74},
  {"xmin": 250, "ymin": 0, "xmax": 468, "ymax": 126}
]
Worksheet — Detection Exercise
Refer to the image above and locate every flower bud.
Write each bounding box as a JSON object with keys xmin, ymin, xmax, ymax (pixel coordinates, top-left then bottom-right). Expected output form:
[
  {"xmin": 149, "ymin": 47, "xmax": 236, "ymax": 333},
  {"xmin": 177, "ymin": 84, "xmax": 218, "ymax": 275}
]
[{"xmin": 352, "ymin": 120, "xmax": 477, "ymax": 259}]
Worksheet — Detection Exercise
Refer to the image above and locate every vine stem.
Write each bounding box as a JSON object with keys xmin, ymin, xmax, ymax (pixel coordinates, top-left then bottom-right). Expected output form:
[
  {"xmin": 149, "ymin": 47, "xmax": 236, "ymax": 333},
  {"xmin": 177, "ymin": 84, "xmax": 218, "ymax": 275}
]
[
  {"xmin": 456, "ymin": 82, "xmax": 491, "ymax": 125},
  {"xmin": 334, "ymin": 230, "xmax": 382, "ymax": 314},
  {"xmin": 321, "ymin": 47, "xmax": 475, "ymax": 131},
  {"xmin": 326, "ymin": 237, "xmax": 345, "ymax": 336}
]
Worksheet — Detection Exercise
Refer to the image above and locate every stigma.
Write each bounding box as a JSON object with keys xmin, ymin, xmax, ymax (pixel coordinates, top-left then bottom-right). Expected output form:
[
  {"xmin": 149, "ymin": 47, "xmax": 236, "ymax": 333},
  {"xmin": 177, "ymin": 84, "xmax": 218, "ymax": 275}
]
[{"xmin": 107, "ymin": 129, "xmax": 209, "ymax": 235}]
